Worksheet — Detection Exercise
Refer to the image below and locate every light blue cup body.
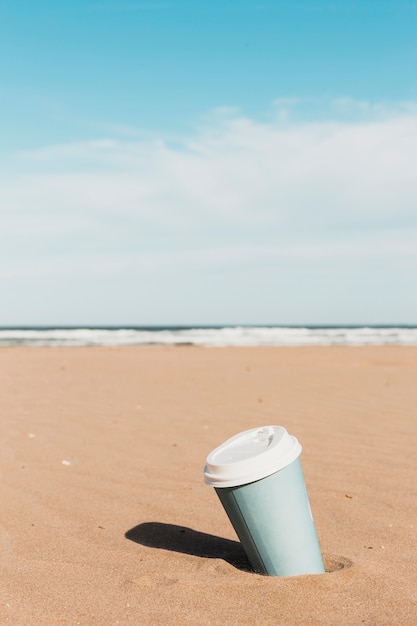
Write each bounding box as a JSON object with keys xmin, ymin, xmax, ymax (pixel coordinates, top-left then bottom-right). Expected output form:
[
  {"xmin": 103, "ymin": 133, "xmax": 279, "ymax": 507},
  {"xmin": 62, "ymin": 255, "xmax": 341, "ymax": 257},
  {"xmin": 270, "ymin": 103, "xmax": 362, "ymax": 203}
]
[
  {"xmin": 204, "ymin": 426, "xmax": 324, "ymax": 577},
  {"xmin": 215, "ymin": 457, "xmax": 324, "ymax": 576}
]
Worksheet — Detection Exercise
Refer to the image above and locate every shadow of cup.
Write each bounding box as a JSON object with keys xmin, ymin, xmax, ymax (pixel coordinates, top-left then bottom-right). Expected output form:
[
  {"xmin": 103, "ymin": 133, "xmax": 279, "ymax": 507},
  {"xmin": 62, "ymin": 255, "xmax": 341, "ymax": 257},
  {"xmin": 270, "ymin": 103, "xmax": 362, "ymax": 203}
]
[{"xmin": 125, "ymin": 522, "xmax": 252, "ymax": 572}]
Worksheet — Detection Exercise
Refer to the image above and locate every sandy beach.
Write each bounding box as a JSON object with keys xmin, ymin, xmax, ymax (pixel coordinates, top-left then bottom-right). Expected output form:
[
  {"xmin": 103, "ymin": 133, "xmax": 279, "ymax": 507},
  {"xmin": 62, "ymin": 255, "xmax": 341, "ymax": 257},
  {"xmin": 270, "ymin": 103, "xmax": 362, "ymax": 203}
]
[{"xmin": 1, "ymin": 345, "xmax": 416, "ymax": 625}]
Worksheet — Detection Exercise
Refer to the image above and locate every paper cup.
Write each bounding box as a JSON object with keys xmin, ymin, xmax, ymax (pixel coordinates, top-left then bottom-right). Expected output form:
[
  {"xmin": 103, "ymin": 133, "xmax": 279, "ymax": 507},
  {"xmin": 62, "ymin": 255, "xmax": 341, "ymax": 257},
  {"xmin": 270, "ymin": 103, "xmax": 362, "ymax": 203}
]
[{"xmin": 204, "ymin": 426, "xmax": 324, "ymax": 576}]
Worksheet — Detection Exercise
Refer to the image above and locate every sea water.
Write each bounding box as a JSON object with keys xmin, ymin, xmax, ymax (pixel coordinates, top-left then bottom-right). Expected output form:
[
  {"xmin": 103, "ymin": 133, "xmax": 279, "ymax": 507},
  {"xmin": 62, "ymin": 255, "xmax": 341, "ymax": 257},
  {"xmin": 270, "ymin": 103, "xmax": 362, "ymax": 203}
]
[{"xmin": 0, "ymin": 325, "xmax": 417, "ymax": 347}]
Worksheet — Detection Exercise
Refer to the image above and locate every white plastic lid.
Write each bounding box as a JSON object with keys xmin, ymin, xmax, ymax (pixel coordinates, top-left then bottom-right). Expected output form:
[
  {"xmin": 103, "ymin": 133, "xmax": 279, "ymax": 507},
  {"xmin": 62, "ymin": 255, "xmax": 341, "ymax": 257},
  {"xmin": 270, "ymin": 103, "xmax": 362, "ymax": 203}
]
[{"xmin": 204, "ymin": 425, "xmax": 302, "ymax": 488}]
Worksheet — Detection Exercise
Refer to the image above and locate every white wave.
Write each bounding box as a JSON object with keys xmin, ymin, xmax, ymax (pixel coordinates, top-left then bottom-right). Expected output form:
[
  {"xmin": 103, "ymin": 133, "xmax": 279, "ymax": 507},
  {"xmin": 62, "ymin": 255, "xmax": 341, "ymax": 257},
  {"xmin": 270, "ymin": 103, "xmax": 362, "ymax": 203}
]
[{"xmin": 0, "ymin": 326, "xmax": 417, "ymax": 347}]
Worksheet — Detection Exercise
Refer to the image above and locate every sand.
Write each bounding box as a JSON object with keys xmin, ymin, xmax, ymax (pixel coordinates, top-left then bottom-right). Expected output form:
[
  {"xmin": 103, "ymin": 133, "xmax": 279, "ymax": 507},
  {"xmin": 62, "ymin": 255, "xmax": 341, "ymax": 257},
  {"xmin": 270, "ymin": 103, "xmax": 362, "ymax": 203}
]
[{"xmin": 1, "ymin": 345, "xmax": 416, "ymax": 625}]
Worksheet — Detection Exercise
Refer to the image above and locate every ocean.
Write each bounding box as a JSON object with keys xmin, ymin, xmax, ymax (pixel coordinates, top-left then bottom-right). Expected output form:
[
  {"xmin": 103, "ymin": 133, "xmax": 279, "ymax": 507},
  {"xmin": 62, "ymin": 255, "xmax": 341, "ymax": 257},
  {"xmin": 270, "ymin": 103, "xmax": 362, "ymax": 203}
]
[{"xmin": 0, "ymin": 326, "xmax": 416, "ymax": 347}]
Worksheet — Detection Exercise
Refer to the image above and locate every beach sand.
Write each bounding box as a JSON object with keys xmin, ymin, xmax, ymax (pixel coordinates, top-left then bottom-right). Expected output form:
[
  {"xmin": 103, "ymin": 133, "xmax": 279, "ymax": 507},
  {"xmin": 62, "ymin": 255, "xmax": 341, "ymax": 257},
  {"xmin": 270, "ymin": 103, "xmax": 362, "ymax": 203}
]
[{"xmin": 1, "ymin": 346, "xmax": 416, "ymax": 625}]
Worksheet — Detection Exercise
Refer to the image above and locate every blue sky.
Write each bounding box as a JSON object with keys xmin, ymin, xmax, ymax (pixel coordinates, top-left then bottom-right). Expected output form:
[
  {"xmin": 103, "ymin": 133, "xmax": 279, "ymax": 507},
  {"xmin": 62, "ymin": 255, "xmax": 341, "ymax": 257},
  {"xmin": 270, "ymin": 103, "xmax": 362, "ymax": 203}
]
[{"xmin": 1, "ymin": 1, "xmax": 417, "ymax": 325}]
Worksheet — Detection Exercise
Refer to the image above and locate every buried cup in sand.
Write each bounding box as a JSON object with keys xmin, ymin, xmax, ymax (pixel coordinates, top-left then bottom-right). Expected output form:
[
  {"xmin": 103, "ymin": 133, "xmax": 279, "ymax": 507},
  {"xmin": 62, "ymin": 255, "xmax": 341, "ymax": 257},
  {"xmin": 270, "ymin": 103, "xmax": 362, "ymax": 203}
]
[{"xmin": 204, "ymin": 425, "xmax": 325, "ymax": 577}]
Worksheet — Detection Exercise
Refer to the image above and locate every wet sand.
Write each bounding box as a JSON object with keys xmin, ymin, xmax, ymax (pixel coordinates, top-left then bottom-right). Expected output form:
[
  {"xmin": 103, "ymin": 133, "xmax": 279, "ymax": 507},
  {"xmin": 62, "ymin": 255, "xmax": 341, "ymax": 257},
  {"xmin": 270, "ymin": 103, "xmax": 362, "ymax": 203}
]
[{"xmin": 1, "ymin": 346, "xmax": 416, "ymax": 625}]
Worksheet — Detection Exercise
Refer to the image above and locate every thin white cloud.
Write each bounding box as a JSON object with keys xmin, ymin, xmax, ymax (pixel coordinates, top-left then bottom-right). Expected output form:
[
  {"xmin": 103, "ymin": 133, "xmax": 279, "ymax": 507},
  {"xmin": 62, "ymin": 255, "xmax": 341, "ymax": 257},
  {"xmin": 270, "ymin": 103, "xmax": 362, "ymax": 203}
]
[{"xmin": 1, "ymin": 99, "xmax": 417, "ymax": 275}]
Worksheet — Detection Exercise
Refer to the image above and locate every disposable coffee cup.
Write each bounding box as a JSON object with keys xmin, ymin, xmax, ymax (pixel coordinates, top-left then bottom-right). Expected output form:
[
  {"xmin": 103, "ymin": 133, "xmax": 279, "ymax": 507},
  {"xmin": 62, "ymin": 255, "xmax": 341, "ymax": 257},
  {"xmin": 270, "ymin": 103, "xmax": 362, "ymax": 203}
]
[{"xmin": 204, "ymin": 425, "xmax": 324, "ymax": 576}]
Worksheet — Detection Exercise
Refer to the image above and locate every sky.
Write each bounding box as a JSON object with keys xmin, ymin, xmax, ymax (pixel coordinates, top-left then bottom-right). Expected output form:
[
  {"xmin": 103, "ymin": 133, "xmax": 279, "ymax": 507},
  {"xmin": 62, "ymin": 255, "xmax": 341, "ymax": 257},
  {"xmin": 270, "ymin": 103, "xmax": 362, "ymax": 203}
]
[{"xmin": 1, "ymin": 0, "xmax": 417, "ymax": 326}]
